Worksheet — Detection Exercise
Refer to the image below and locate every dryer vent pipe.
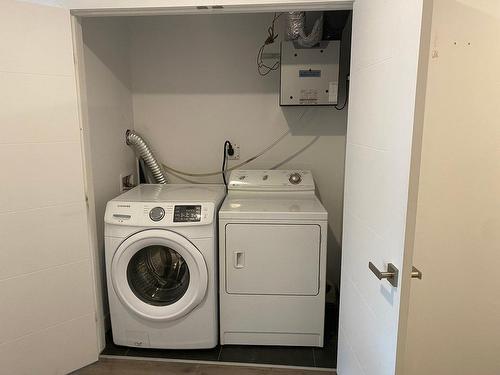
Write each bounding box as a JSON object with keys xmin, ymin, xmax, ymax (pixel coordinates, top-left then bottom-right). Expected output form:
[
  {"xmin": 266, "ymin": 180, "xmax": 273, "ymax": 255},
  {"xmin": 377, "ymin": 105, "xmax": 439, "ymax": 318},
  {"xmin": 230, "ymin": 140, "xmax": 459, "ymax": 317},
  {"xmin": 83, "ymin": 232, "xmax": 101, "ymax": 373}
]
[
  {"xmin": 125, "ymin": 129, "xmax": 168, "ymax": 184},
  {"xmin": 286, "ymin": 11, "xmax": 323, "ymax": 48}
]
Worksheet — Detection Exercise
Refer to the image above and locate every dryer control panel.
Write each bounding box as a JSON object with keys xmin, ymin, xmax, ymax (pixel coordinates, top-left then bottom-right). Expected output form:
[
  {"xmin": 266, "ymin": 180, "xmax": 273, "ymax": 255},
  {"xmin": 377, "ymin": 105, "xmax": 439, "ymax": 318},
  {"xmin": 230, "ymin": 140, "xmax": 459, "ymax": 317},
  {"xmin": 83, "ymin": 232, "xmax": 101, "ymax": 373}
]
[
  {"xmin": 104, "ymin": 201, "xmax": 215, "ymax": 227},
  {"xmin": 228, "ymin": 170, "xmax": 315, "ymax": 192}
]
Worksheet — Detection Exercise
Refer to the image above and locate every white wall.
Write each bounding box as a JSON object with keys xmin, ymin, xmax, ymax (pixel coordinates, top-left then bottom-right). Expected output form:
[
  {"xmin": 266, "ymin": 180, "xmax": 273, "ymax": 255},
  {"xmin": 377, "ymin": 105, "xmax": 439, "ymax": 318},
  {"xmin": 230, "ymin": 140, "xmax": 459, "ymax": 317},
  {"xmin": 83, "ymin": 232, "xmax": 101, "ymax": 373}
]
[
  {"xmin": 0, "ymin": 1, "xmax": 98, "ymax": 373},
  {"xmin": 129, "ymin": 13, "xmax": 351, "ymax": 290},
  {"xmin": 404, "ymin": 1, "xmax": 500, "ymax": 374},
  {"xmin": 81, "ymin": 17, "xmax": 137, "ymax": 324}
]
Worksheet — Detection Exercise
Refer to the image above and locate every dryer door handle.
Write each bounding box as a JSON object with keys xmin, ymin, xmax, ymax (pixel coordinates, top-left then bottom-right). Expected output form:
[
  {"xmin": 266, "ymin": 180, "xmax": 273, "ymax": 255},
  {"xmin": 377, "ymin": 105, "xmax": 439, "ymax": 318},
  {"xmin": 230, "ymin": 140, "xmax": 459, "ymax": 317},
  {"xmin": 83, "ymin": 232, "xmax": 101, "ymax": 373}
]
[{"xmin": 234, "ymin": 251, "xmax": 245, "ymax": 269}]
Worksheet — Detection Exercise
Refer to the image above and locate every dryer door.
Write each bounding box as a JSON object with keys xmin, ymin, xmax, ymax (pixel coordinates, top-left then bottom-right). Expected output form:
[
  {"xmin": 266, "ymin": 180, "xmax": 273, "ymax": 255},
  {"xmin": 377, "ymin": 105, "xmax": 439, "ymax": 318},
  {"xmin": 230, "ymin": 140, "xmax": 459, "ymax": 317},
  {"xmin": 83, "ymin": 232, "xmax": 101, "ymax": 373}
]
[
  {"xmin": 111, "ymin": 229, "xmax": 208, "ymax": 321},
  {"xmin": 225, "ymin": 223, "xmax": 321, "ymax": 295}
]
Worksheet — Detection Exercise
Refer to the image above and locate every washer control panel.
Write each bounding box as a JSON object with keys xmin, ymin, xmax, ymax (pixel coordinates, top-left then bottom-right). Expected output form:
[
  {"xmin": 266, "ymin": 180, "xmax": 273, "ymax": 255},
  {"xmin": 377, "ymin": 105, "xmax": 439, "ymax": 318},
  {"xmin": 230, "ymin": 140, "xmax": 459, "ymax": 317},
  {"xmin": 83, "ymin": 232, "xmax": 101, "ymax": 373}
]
[
  {"xmin": 173, "ymin": 205, "xmax": 202, "ymax": 222},
  {"xmin": 105, "ymin": 201, "xmax": 215, "ymax": 226},
  {"xmin": 149, "ymin": 207, "xmax": 165, "ymax": 222}
]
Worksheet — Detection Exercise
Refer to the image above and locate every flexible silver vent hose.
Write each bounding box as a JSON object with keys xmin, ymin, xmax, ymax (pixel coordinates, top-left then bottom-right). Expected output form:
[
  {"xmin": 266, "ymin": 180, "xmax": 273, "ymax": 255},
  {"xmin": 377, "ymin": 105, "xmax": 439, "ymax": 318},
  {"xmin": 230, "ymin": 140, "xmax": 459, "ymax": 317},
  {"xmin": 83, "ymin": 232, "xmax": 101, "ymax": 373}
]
[
  {"xmin": 286, "ymin": 11, "xmax": 323, "ymax": 48},
  {"xmin": 125, "ymin": 129, "xmax": 168, "ymax": 184},
  {"xmin": 286, "ymin": 12, "xmax": 305, "ymax": 40}
]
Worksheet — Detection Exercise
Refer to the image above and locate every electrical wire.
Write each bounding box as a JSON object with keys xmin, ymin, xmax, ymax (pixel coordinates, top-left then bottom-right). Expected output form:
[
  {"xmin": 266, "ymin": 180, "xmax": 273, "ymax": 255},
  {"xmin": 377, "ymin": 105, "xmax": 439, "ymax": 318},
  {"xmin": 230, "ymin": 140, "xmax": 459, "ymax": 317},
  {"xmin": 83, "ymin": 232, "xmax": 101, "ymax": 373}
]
[
  {"xmin": 257, "ymin": 12, "xmax": 283, "ymax": 76},
  {"xmin": 167, "ymin": 169, "xmax": 204, "ymax": 184},
  {"xmin": 221, "ymin": 141, "xmax": 230, "ymax": 186},
  {"xmin": 161, "ymin": 128, "xmax": 291, "ymax": 177},
  {"xmin": 333, "ymin": 28, "xmax": 350, "ymax": 111},
  {"xmin": 334, "ymin": 74, "xmax": 350, "ymax": 110}
]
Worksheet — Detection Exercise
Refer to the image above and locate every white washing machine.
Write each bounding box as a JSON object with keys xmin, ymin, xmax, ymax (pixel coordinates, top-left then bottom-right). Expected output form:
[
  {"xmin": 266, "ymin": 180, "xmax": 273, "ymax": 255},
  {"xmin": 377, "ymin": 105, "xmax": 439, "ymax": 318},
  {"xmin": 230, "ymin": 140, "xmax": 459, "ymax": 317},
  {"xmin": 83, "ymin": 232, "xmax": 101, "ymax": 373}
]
[
  {"xmin": 104, "ymin": 184, "xmax": 226, "ymax": 349},
  {"xmin": 219, "ymin": 170, "xmax": 328, "ymax": 347}
]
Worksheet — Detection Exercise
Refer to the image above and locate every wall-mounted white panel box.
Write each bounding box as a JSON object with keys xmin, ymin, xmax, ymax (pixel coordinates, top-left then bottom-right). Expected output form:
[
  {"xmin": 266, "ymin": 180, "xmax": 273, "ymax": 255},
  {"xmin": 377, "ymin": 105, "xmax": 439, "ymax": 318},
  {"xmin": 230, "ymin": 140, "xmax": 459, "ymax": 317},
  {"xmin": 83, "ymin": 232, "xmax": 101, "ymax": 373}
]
[{"xmin": 280, "ymin": 41, "xmax": 340, "ymax": 106}]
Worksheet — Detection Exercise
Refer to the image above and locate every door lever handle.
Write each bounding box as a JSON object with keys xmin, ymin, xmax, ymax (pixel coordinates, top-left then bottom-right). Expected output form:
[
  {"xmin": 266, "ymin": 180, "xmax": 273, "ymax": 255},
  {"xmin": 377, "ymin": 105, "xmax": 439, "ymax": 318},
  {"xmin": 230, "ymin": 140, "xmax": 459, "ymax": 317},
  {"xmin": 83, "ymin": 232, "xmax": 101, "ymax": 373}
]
[
  {"xmin": 369, "ymin": 262, "xmax": 399, "ymax": 287},
  {"xmin": 411, "ymin": 266, "xmax": 422, "ymax": 279}
]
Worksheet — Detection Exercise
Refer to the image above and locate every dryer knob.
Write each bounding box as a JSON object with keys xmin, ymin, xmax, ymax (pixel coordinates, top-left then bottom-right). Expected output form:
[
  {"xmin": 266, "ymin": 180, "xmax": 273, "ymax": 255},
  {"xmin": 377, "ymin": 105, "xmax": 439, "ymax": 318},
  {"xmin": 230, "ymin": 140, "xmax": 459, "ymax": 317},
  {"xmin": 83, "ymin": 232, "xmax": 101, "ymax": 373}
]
[
  {"xmin": 289, "ymin": 172, "xmax": 302, "ymax": 185},
  {"xmin": 149, "ymin": 207, "xmax": 165, "ymax": 222}
]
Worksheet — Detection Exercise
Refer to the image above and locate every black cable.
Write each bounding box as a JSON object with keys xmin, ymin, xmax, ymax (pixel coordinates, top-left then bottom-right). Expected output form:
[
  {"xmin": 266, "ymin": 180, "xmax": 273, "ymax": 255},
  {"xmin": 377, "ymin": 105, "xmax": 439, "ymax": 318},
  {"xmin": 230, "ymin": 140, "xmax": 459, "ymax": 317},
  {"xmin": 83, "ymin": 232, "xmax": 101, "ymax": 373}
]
[
  {"xmin": 221, "ymin": 141, "xmax": 230, "ymax": 186},
  {"xmin": 257, "ymin": 12, "xmax": 283, "ymax": 76},
  {"xmin": 334, "ymin": 74, "xmax": 350, "ymax": 110},
  {"xmin": 334, "ymin": 25, "xmax": 350, "ymax": 111}
]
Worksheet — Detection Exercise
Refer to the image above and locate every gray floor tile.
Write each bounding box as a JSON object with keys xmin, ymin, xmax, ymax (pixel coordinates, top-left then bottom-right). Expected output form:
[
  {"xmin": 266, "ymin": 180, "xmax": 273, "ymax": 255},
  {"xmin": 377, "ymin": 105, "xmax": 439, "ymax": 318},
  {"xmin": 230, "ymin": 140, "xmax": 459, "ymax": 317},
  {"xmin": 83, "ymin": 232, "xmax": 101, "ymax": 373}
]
[
  {"xmin": 126, "ymin": 345, "xmax": 221, "ymax": 361},
  {"xmin": 219, "ymin": 345, "xmax": 315, "ymax": 367},
  {"xmin": 197, "ymin": 364, "xmax": 272, "ymax": 375}
]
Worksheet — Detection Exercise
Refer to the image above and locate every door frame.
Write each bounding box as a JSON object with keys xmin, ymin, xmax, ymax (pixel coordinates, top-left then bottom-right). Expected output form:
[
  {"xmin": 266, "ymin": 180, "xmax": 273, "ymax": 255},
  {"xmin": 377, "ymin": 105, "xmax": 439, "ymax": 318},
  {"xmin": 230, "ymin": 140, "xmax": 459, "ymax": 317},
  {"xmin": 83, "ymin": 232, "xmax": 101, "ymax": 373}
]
[
  {"xmin": 68, "ymin": 1, "xmax": 353, "ymax": 17},
  {"xmin": 71, "ymin": 14, "xmax": 107, "ymax": 351},
  {"xmin": 395, "ymin": 0, "xmax": 434, "ymax": 372},
  {"xmin": 70, "ymin": 1, "xmax": 427, "ymax": 372},
  {"xmin": 70, "ymin": 0, "xmax": 355, "ymax": 352}
]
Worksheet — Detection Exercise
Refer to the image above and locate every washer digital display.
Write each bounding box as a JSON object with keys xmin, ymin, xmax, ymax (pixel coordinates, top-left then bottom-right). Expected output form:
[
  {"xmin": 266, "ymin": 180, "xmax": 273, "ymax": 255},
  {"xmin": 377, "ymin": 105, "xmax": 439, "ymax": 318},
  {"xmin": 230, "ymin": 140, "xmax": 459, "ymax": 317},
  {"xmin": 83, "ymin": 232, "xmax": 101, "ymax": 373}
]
[{"xmin": 174, "ymin": 205, "xmax": 202, "ymax": 222}]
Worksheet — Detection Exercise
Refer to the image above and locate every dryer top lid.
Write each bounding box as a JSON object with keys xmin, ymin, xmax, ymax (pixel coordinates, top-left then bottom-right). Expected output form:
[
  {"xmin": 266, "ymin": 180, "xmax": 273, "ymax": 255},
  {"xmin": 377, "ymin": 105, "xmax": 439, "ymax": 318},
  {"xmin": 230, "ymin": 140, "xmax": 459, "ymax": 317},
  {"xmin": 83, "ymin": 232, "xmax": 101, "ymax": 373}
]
[
  {"xmin": 228, "ymin": 170, "xmax": 315, "ymax": 192},
  {"xmin": 219, "ymin": 193, "xmax": 327, "ymax": 221}
]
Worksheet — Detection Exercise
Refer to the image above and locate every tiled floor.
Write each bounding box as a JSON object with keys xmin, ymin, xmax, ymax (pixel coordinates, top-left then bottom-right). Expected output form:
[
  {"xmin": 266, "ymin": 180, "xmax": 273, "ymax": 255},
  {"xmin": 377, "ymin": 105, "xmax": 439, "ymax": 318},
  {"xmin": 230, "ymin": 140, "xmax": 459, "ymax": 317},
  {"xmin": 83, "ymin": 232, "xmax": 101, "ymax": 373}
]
[
  {"xmin": 102, "ymin": 304, "xmax": 338, "ymax": 369},
  {"xmin": 74, "ymin": 358, "xmax": 336, "ymax": 374}
]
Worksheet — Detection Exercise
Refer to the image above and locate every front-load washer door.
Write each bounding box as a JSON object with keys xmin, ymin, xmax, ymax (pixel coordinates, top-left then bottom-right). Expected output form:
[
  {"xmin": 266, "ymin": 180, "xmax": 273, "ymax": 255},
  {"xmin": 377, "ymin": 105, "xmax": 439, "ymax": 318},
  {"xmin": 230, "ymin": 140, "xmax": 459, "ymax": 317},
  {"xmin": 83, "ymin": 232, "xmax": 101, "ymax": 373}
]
[{"xmin": 111, "ymin": 229, "xmax": 208, "ymax": 321}]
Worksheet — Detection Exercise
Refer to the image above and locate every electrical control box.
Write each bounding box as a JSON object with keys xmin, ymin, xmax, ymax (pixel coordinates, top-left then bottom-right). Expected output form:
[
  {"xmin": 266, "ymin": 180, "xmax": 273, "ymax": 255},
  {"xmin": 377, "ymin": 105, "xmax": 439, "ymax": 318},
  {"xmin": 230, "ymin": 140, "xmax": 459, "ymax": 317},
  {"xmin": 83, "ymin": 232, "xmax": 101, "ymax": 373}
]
[{"xmin": 280, "ymin": 40, "xmax": 340, "ymax": 106}]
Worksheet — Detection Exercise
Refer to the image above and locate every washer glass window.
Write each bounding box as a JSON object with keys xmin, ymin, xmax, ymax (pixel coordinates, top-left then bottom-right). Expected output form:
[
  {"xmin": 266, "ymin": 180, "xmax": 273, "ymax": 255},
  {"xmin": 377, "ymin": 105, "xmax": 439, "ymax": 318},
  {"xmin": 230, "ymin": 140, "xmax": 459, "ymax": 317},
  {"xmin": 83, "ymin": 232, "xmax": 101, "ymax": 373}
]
[{"xmin": 127, "ymin": 245, "xmax": 190, "ymax": 306}]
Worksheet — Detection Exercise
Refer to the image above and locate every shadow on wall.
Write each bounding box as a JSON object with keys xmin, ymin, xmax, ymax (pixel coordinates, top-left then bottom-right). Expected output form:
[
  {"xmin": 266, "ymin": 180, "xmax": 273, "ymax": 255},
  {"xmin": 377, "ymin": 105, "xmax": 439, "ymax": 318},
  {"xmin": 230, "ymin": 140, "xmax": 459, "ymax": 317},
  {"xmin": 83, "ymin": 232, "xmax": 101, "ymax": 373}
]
[
  {"xmin": 282, "ymin": 106, "xmax": 347, "ymax": 136},
  {"xmin": 327, "ymin": 226, "xmax": 342, "ymax": 298},
  {"xmin": 82, "ymin": 17, "xmax": 133, "ymax": 91},
  {"xmin": 315, "ymin": 186, "xmax": 343, "ymax": 295}
]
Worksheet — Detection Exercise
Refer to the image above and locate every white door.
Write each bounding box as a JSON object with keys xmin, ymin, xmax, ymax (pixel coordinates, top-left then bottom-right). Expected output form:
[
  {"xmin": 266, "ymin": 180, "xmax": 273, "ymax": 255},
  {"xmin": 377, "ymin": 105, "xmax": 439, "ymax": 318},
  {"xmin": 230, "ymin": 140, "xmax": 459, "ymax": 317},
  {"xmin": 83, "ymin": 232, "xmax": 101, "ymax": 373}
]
[
  {"xmin": 0, "ymin": 1, "xmax": 99, "ymax": 374},
  {"xmin": 403, "ymin": 1, "xmax": 500, "ymax": 374},
  {"xmin": 337, "ymin": 0, "xmax": 426, "ymax": 374}
]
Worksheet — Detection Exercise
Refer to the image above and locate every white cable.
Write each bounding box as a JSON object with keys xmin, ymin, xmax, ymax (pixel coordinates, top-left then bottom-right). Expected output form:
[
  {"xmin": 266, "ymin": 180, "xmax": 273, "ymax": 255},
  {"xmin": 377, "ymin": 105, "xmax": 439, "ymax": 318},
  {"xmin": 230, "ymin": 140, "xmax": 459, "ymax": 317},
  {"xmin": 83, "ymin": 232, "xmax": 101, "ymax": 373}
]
[
  {"xmin": 161, "ymin": 129, "xmax": 291, "ymax": 177},
  {"xmin": 166, "ymin": 169, "xmax": 204, "ymax": 184},
  {"xmin": 161, "ymin": 108, "xmax": 309, "ymax": 178}
]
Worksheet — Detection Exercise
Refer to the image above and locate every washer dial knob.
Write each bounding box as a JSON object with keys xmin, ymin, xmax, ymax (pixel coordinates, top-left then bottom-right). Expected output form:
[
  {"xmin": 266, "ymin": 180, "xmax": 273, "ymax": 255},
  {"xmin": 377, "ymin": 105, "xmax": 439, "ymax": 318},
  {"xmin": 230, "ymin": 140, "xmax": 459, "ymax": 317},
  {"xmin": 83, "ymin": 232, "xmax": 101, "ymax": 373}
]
[
  {"xmin": 149, "ymin": 207, "xmax": 165, "ymax": 222},
  {"xmin": 289, "ymin": 172, "xmax": 302, "ymax": 185}
]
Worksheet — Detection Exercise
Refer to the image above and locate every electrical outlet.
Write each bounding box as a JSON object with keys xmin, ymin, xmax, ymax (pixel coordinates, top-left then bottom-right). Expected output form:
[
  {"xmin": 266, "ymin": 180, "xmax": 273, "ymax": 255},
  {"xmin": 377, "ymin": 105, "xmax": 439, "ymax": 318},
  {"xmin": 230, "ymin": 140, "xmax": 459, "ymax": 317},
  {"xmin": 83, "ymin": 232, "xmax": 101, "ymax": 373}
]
[
  {"xmin": 227, "ymin": 143, "xmax": 240, "ymax": 160},
  {"xmin": 120, "ymin": 172, "xmax": 136, "ymax": 192}
]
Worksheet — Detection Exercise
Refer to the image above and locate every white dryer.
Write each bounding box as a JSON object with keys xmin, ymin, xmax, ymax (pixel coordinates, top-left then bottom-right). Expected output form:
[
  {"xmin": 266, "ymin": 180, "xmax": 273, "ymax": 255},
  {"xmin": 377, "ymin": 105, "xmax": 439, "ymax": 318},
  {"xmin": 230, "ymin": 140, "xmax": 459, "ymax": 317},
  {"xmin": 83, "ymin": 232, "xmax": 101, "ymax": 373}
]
[
  {"xmin": 219, "ymin": 170, "xmax": 328, "ymax": 347},
  {"xmin": 104, "ymin": 184, "xmax": 225, "ymax": 349}
]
